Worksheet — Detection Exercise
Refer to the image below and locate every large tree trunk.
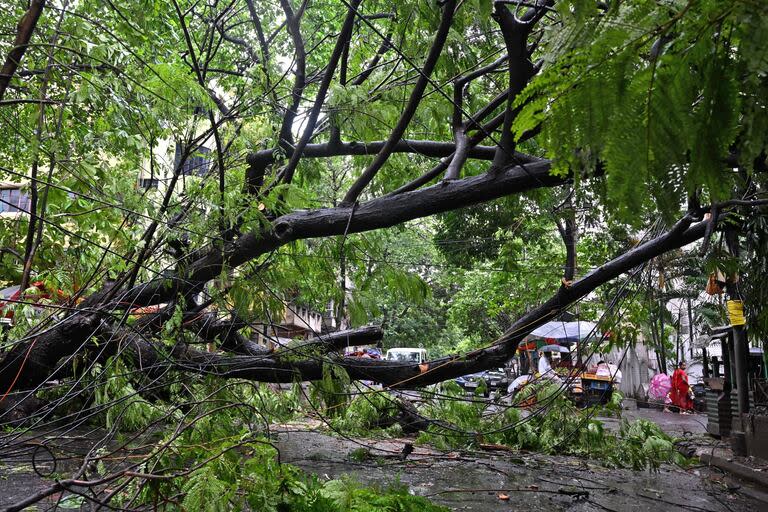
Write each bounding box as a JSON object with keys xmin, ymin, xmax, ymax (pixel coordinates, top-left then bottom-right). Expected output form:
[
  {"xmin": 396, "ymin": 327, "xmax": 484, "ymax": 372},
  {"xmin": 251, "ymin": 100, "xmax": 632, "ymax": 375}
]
[
  {"xmin": 107, "ymin": 217, "xmax": 708, "ymax": 389},
  {"xmin": 0, "ymin": 186, "xmax": 705, "ymax": 400},
  {"xmin": 0, "ymin": 314, "xmax": 100, "ymax": 392}
]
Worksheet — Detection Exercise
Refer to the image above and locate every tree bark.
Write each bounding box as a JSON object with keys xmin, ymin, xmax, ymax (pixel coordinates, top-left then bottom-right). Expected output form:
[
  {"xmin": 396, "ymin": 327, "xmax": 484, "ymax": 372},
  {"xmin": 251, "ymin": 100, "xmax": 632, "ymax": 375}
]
[
  {"xmin": 247, "ymin": 140, "xmax": 504, "ymax": 167},
  {"xmin": 489, "ymin": 3, "xmax": 535, "ymax": 170},
  {"xmin": 0, "ymin": 0, "xmax": 46, "ymax": 101},
  {"xmin": 0, "ymin": 314, "xmax": 101, "ymax": 393}
]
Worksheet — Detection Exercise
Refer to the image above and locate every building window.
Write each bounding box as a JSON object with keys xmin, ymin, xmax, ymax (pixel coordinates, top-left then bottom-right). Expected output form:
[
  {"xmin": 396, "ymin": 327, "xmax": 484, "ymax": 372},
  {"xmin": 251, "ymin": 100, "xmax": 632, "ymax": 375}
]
[
  {"xmin": 175, "ymin": 144, "xmax": 212, "ymax": 177},
  {"xmin": 0, "ymin": 187, "xmax": 30, "ymax": 214},
  {"xmin": 138, "ymin": 177, "xmax": 159, "ymax": 189}
]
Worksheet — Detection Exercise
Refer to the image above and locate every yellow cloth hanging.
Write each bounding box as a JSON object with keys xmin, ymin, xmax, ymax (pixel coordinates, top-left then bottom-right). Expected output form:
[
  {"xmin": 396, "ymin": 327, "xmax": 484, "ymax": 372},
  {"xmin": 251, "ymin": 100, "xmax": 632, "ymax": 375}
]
[{"xmin": 727, "ymin": 299, "xmax": 746, "ymax": 326}]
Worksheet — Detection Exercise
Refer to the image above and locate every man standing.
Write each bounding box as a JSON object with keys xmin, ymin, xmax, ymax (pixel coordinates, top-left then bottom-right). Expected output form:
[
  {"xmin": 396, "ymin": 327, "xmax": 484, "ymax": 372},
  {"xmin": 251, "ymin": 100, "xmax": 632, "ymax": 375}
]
[{"xmin": 538, "ymin": 351, "xmax": 552, "ymax": 376}]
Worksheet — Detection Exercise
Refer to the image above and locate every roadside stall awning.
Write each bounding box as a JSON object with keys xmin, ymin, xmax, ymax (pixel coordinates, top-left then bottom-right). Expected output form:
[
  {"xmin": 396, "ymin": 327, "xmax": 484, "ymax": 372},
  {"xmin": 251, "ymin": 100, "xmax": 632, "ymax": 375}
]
[
  {"xmin": 523, "ymin": 320, "xmax": 599, "ymax": 345},
  {"xmin": 517, "ymin": 321, "xmax": 602, "ymax": 354},
  {"xmin": 518, "ymin": 340, "xmax": 539, "ymax": 351}
]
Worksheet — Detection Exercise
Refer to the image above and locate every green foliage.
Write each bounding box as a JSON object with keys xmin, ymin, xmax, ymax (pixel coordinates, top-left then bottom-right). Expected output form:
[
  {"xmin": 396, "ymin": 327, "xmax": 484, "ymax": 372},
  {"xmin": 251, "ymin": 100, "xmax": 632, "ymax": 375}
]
[
  {"xmin": 251, "ymin": 382, "xmax": 304, "ymax": 423},
  {"xmin": 115, "ymin": 405, "xmax": 447, "ymax": 511},
  {"xmin": 90, "ymin": 357, "xmax": 161, "ymax": 432},
  {"xmin": 144, "ymin": 61, "xmax": 216, "ymax": 126},
  {"xmin": 598, "ymin": 389, "xmax": 625, "ymax": 418},
  {"xmin": 516, "ymin": 0, "xmax": 767, "ymax": 222},
  {"xmin": 330, "ymin": 390, "xmax": 402, "ymax": 437},
  {"xmin": 311, "ymin": 363, "xmax": 351, "ymax": 418},
  {"xmin": 58, "ymin": 495, "xmax": 86, "ymax": 509},
  {"xmin": 742, "ymin": 214, "xmax": 768, "ymax": 340},
  {"xmin": 415, "ymin": 381, "xmax": 522, "ymax": 451},
  {"xmin": 181, "ymin": 465, "xmax": 234, "ymax": 512},
  {"xmin": 611, "ymin": 418, "xmax": 688, "ymax": 471},
  {"xmin": 435, "ymin": 198, "xmax": 521, "ymax": 268},
  {"xmin": 321, "ymin": 477, "xmax": 448, "ymax": 512},
  {"xmin": 414, "ymin": 382, "xmax": 687, "ymax": 471}
]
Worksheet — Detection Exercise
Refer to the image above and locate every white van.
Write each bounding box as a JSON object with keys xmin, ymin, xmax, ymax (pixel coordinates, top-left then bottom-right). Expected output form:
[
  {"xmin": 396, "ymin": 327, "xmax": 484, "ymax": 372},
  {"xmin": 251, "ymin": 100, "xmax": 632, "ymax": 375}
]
[{"xmin": 385, "ymin": 348, "xmax": 427, "ymax": 364}]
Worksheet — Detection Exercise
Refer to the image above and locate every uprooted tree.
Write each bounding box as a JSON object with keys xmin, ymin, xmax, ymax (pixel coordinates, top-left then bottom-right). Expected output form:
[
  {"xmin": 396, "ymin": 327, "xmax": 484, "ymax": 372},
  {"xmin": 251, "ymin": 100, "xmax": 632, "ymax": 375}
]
[
  {"xmin": 1, "ymin": 0, "xmax": 767, "ymax": 410},
  {"xmin": 0, "ymin": 0, "xmax": 767, "ymax": 507}
]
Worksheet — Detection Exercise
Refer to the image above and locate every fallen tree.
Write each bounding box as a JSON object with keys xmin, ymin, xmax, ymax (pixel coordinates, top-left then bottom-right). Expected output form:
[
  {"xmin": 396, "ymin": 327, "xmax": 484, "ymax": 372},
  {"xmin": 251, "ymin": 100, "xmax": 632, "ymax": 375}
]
[
  {"xmin": 109, "ymin": 212, "xmax": 710, "ymax": 387},
  {"xmin": 0, "ymin": 1, "xmax": 766, "ymax": 510},
  {"xmin": 0, "ymin": 0, "xmax": 765, "ymax": 409},
  {"xmin": 0, "ymin": 208, "xmax": 710, "ymax": 402}
]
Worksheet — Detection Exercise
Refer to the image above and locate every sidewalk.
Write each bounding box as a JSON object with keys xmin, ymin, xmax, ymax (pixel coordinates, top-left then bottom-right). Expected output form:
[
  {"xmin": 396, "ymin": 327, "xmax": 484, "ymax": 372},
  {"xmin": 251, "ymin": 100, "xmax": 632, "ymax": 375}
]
[
  {"xmin": 600, "ymin": 403, "xmax": 768, "ymax": 503},
  {"xmin": 598, "ymin": 404, "xmax": 708, "ymax": 436}
]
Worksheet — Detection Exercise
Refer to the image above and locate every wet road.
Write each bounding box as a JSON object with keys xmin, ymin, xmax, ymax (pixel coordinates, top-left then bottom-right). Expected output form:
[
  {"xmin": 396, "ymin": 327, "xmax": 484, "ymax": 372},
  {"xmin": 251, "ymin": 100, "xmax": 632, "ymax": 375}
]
[{"xmin": 276, "ymin": 428, "xmax": 763, "ymax": 511}]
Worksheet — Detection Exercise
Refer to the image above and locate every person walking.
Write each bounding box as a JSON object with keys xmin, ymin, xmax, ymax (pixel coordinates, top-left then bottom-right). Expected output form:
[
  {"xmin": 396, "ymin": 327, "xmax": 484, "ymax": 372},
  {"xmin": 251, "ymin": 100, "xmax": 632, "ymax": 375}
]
[{"xmin": 669, "ymin": 361, "xmax": 694, "ymax": 413}]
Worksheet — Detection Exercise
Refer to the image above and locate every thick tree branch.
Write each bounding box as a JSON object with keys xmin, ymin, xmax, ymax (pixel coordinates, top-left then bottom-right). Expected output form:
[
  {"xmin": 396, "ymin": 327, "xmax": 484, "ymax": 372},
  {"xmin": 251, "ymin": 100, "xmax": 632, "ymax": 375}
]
[
  {"xmin": 0, "ymin": 314, "xmax": 101, "ymax": 393},
  {"xmin": 272, "ymin": 326, "xmax": 383, "ymax": 357},
  {"xmin": 0, "ymin": 207, "xmax": 710, "ymax": 394},
  {"xmin": 446, "ymin": 54, "xmax": 508, "ymax": 180},
  {"xmin": 193, "ymin": 313, "xmax": 383, "ymax": 357},
  {"xmin": 165, "ymin": 216, "xmax": 707, "ymax": 387},
  {"xmin": 0, "ymin": 0, "xmax": 46, "ymax": 101},
  {"xmin": 490, "ymin": 2, "xmax": 537, "ymax": 170},
  {"xmin": 148, "ymin": 159, "xmax": 561, "ymax": 307},
  {"xmin": 342, "ymin": 0, "xmax": 457, "ymax": 205},
  {"xmin": 190, "ymin": 313, "xmax": 270, "ymax": 356},
  {"xmin": 82, "ymin": 159, "xmax": 561, "ymax": 317},
  {"xmin": 277, "ymin": 0, "xmax": 306, "ymax": 152},
  {"xmin": 555, "ymin": 201, "xmax": 577, "ymax": 283},
  {"xmin": 563, "ymin": 216, "xmax": 577, "ymax": 282},
  {"xmin": 247, "ymin": 139, "xmax": 510, "ymax": 191},
  {"xmin": 279, "ymin": 0, "xmax": 362, "ymax": 185},
  {"xmin": 388, "ymin": 110, "xmax": 512, "ymax": 195},
  {"xmin": 249, "ymin": 140, "xmax": 501, "ymax": 164}
]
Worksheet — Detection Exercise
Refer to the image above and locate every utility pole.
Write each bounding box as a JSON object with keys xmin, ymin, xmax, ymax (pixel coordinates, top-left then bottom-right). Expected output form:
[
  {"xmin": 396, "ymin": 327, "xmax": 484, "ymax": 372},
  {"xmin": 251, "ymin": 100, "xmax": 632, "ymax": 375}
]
[
  {"xmin": 659, "ymin": 298, "xmax": 667, "ymax": 374},
  {"xmin": 722, "ymin": 223, "xmax": 749, "ymax": 456},
  {"xmin": 687, "ymin": 298, "xmax": 695, "ymax": 359},
  {"xmin": 724, "ymin": 227, "xmax": 749, "ymax": 416},
  {"xmin": 676, "ymin": 308, "xmax": 682, "ymax": 366}
]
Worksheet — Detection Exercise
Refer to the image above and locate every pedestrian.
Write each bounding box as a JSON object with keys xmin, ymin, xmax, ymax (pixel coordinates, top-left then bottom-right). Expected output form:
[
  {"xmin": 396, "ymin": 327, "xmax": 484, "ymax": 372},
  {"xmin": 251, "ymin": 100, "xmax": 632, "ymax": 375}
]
[
  {"xmin": 538, "ymin": 350, "xmax": 552, "ymax": 375},
  {"xmin": 669, "ymin": 361, "xmax": 694, "ymax": 414}
]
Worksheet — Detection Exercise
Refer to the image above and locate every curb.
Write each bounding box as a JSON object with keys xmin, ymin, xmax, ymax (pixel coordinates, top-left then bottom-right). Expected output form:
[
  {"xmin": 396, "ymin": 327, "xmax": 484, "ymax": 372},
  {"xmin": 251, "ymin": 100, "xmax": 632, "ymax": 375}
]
[{"xmin": 700, "ymin": 453, "xmax": 768, "ymax": 489}]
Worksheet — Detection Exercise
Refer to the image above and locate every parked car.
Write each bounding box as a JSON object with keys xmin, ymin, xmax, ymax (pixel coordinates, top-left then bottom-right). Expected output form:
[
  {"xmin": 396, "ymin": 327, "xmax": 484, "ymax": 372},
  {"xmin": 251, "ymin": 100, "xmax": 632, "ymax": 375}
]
[
  {"xmin": 344, "ymin": 347, "xmax": 382, "ymax": 359},
  {"xmin": 456, "ymin": 368, "xmax": 510, "ymax": 396},
  {"xmin": 385, "ymin": 348, "xmax": 427, "ymax": 364}
]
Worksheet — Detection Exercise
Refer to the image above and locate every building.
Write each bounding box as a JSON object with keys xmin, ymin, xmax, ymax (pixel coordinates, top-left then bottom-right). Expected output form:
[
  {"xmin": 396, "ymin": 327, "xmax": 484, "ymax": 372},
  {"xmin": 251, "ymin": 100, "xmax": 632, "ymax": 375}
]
[
  {"xmin": 0, "ymin": 181, "xmax": 29, "ymax": 219},
  {"xmin": 251, "ymin": 303, "xmax": 324, "ymax": 350},
  {"xmin": 136, "ymin": 137, "xmax": 214, "ymax": 192}
]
